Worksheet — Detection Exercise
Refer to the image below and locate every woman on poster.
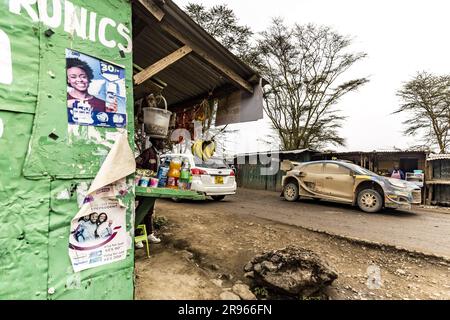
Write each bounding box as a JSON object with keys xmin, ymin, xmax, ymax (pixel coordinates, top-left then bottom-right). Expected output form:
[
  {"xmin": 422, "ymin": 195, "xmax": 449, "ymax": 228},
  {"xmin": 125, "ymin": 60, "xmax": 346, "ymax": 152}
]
[{"xmin": 66, "ymin": 57, "xmax": 107, "ymax": 112}]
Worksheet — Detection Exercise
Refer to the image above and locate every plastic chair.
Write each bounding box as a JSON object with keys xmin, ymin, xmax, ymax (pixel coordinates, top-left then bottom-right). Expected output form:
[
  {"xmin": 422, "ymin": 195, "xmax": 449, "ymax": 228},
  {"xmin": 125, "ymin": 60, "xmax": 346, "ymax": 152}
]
[{"xmin": 135, "ymin": 224, "xmax": 150, "ymax": 258}]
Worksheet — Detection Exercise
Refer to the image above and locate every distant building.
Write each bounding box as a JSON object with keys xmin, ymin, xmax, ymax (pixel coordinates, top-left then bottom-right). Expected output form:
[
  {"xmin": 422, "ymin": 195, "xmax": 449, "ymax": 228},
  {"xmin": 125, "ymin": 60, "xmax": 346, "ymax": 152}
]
[
  {"xmin": 312, "ymin": 150, "xmax": 428, "ymax": 177},
  {"xmin": 233, "ymin": 149, "xmax": 318, "ymax": 192}
]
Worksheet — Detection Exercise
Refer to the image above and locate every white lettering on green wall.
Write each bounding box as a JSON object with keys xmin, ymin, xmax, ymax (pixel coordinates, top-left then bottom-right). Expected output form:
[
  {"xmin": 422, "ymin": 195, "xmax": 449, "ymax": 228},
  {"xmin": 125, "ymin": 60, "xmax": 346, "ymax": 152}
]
[
  {"xmin": 9, "ymin": 0, "xmax": 39, "ymax": 22},
  {"xmin": 0, "ymin": 118, "xmax": 4, "ymax": 139},
  {"xmin": 8, "ymin": 0, "xmax": 132, "ymax": 53},
  {"xmin": 117, "ymin": 23, "xmax": 132, "ymax": 54},
  {"xmin": 38, "ymin": 0, "xmax": 62, "ymax": 28},
  {"xmin": 98, "ymin": 17, "xmax": 116, "ymax": 48},
  {"xmin": 0, "ymin": 29, "xmax": 13, "ymax": 85},
  {"xmin": 64, "ymin": 1, "xmax": 87, "ymax": 39}
]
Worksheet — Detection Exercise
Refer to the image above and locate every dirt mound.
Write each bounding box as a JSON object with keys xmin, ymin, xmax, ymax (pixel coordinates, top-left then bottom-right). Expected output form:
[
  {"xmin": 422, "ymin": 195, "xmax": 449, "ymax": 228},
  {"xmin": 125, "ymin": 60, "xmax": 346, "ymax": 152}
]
[{"xmin": 245, "ymin": 245, "xmax": 338, "ymax": 298}]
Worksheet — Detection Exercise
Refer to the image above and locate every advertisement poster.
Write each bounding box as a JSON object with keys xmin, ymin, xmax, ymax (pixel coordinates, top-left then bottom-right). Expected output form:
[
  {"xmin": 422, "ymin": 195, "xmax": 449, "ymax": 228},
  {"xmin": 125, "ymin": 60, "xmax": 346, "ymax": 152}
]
[
  {"xmin": 66, "ymin": 49, "xmax": 127, "ymax": 128},
  {"xmin": 69, "ymin": 199, "xmax": 127, "ymax": 272}
]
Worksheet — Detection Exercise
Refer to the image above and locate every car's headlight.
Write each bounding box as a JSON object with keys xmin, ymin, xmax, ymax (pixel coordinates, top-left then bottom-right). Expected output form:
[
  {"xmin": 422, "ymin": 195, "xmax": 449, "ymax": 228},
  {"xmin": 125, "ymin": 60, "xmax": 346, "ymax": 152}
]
[{"xmin": 388, "ymin": 179, "xmax": 407, "ymax": 188}]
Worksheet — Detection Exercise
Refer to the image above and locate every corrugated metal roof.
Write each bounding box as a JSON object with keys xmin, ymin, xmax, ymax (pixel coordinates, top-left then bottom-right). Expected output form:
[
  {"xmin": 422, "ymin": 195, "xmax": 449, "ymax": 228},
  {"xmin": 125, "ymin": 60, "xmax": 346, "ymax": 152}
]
[
  {"xmin": 234, "ymin": 149, "xmax": 318, "ymax": 157},
  {"xmin": 132, "ymin": 0, "xmax": 260, "ymax": 106},
  {"xmin": 427, "ymin": 154, "xmax": 450, "ymax": 161},
  {"xmin": 319, "ymin": 150, "xmax": 428, "ymax": 156}
]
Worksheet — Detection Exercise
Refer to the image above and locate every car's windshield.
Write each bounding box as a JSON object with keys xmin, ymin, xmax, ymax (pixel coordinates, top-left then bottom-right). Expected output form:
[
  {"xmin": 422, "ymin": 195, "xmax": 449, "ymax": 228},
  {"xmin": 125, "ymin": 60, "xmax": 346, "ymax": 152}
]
[
  {"xmin": 194, "ymin": 157, "xmax": 229, "ymax": 169},
  {"xmin": 344, "ymin": 163, "xmax": 378, "ymax": 176}
]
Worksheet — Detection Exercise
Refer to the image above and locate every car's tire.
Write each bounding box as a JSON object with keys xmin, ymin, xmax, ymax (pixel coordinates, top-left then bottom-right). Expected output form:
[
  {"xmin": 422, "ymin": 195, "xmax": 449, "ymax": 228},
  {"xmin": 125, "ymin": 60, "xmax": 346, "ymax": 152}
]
[
  {"xmin": 283, "ymin": 182, "xmax": 299, "ymax": 202},
  {"xmin": 357, "ymin": 189, "xmax": 383, "ymax": 213},
  {"xmin": 211, "ymin": 195, "xmax": 225, "ymax": 201}
]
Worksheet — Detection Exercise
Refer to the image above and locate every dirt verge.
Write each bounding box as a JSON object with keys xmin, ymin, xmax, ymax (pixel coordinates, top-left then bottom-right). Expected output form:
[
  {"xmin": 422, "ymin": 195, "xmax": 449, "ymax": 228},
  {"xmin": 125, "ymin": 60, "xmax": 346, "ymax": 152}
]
[{"xmin": 135, "ymin": 199, "xmax": 450, "ymax": 300}]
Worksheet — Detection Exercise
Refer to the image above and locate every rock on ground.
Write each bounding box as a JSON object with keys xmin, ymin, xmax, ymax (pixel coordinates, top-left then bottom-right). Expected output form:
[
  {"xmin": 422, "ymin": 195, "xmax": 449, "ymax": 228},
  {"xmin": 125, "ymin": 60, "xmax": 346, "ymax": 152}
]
[
  {"xmin": 245, "ymin": 245, "xmax": 338, "ymax": 297},
  {"xmin": 220, "ymin": 291, "xmax": 241, "ymax": 300},
  {"xmin": 232, "ymin": 283, "xmax": 257, "ymax": 300}
]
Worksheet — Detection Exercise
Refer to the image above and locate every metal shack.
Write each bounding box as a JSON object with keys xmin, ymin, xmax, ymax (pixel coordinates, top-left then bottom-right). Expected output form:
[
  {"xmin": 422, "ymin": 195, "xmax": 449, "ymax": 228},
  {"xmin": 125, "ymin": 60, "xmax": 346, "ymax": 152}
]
[
  {"xmin": 0, "ymin": 0, "xmax": 262, "ymax": 299},
  {"xmin": 424, "ymin": 154, "xmax": 450, "ymax": 206},
  {"xmin": 234, "ymin": 149, "xmax": 318, "ymax": 192}
]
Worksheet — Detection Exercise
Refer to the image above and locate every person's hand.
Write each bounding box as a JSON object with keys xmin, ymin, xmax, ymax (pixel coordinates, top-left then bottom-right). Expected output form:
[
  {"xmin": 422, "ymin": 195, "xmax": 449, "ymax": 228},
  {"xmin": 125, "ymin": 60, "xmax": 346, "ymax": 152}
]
[
  {"xmin": 106, "ymin": 98, "xmax": 118, "ymax": 113},
  {"xmin": 108, "ymin": 220, "xmax": 113, "ymax": 226}
]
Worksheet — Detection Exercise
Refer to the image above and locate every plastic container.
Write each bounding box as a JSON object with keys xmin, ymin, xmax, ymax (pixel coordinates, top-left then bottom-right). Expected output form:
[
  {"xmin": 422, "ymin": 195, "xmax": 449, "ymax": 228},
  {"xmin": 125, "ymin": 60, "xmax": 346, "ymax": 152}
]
[
  {"xmin": 134, "ymin": 174, "xmax": 142, "ymax": 186},
  {"xmin": 149, "ymin": 178, "xmax": 159, "ymax": 188},
  {"xmin": 143, "ymin": 95, "xmax": 172, "ymax": 138},
  {"xmin": 167, "ymin": 176, "xmax": 178, "ymax": 189},
  {"xmin": 168, "ymin": 158, "xmax": 182, "ymax": 179},
  {"xmin": 140, "ymin": 176, "xmax": 150, "ymax": 187}
]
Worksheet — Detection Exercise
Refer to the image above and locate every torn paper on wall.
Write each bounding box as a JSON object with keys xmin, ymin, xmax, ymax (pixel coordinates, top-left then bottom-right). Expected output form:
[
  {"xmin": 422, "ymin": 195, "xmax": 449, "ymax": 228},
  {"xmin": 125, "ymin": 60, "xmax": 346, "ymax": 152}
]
[
  {"xmin": 69, "ymin": 130, "xmax": 135, "ymax": 272},
  {"xmin": 69, "ymin": 199, "xmax": 127, "ymax": 272}
]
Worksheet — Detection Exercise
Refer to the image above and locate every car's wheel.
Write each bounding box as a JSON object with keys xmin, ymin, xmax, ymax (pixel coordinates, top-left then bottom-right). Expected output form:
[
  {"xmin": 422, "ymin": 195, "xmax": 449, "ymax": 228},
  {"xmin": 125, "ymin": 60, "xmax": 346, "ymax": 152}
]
[
  {"xmin": 283, "ymin": 182, "xmax": 299, "ymax": 202},
  {"xmin": 211, "ymin": 195, "xmax": 225, "ymax": 201},
  {"xmin": 357, "ymin": 189, "xmax": 383, "ymax": 213}
]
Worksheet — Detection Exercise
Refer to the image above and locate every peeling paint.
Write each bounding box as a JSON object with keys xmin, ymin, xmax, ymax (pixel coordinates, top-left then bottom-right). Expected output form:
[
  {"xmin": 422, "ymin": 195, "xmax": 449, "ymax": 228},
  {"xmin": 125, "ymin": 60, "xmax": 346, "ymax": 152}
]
[
  {"xmin": 1, "ymin": 0, "xmax": 134, "ymax": 300},
  {"xmin": 76, "ymin": 182, "xmax": 90, "ymax": 208},
  {"xmin": 56, "ymin": 189, "xmax": 70, "ymax": 200}
]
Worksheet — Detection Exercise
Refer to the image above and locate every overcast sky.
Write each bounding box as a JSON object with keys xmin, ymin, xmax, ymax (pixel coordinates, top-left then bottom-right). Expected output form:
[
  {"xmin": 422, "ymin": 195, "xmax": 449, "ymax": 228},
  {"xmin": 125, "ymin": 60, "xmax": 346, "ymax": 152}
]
[{"xmin": 175, "ymin": 0, "xmax": 450, "ymax": 154}]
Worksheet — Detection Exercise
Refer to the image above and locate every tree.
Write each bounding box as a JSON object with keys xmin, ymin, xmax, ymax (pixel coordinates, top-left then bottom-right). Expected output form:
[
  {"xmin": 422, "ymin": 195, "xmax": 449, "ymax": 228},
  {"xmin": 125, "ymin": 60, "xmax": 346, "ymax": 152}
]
[
  {"xmin": 258, "ymin": 19, "xmax": 368, "ymax": 150},
  {"xmin": 395, "ymin": 72, "xmax": 450, "ymax": 153},
  {"xmin": 184, "ymin": 3, "xmax": 261, "ymax": 68},
  {"xmin": 183, "ymin": 3, "xmax": 253, "ymax": 151}
]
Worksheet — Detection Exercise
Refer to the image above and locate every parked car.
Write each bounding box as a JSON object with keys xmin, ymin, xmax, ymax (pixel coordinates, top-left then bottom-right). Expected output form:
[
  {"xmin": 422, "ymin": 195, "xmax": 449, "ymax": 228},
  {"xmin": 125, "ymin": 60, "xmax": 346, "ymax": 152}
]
[
  {"xmin": 281, "ymin": 160, "xmax": 422, "ymax": 213},
  {"xmin": 160, "ymin": 153, "xmax": 236, "ymax": 201}
]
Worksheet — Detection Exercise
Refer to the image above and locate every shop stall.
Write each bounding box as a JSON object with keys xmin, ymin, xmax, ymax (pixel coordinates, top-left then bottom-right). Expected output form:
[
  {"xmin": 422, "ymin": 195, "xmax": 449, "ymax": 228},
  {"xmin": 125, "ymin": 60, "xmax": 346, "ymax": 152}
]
[
  {"xmin": 0, "ymin": 0, "xmax": 262, "ymax": 300},
  {"xmin": 131, "ymin": 0, "xmax": 264, "ymax": 227}
]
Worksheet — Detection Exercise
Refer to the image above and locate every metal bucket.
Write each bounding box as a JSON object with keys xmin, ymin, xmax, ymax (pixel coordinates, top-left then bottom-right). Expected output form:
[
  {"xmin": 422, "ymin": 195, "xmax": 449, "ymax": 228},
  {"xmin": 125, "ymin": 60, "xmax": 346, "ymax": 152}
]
[{"xmin": 143, "ymin": 95, "xmax": 172, "ymax": 138}]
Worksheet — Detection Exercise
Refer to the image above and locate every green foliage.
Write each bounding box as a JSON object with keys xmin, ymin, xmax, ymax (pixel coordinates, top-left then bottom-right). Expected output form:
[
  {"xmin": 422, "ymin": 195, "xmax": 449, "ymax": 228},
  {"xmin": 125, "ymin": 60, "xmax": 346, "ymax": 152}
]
[{"xmin": 184, "ymin": 3, "xmax": 262, "ymax": 70}]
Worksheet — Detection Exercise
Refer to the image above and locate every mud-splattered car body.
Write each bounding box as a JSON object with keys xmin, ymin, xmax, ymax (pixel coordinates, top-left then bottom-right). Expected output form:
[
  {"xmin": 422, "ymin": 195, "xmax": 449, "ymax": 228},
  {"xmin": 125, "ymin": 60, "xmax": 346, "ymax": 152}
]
[{"xmin": 281, "ymin": 160, "xmax": 422, "ymax": 213}]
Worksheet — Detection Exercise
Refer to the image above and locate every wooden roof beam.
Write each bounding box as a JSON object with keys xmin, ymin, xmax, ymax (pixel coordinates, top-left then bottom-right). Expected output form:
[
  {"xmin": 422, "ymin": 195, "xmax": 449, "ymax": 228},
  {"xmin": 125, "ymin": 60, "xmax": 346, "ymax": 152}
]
[
  {"xmin": 161, "ymin": 24, "xmax": 254, "ymax": 94},
  {"xmin": 133, "ymin": 45, "xmax": 193, "ymax": 85},
  {"xmin": 137, "ymin": 0, "xmax": 165, "ymax": 22}
]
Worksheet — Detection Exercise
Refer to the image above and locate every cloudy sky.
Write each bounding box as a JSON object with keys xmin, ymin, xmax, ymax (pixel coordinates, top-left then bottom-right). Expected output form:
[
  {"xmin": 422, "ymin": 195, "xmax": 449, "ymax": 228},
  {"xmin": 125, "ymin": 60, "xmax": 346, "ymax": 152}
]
[{"xmin": 175, "ymin": 0, "xmax": 450, "ymax": 154}]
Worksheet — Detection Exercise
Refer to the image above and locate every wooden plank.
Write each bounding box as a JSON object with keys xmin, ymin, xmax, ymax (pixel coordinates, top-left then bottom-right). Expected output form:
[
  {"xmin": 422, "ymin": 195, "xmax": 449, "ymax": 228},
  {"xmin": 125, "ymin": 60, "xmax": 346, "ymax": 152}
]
[
  {"xmin": 425, "ymin": 180, "xmax": 450, "ymax": 185},
  {"xmin": 161, "ymin": 24, "xmax": 254, "ymax": 93},
  {"xmin": 133, "ymin": 45, "xmax": 193, "ymax": 85},
  {"xmin": 137, "ymin": 0, "xmax": 165, "ymax": 22}
]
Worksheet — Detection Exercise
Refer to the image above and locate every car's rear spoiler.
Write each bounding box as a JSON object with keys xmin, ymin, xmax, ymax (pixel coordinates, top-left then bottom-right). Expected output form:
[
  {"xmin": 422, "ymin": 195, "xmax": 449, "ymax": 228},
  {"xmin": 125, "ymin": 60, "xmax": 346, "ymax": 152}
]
[{"xmin": 280, "ymin": 160, "xmax": 302, "ymax": 171}]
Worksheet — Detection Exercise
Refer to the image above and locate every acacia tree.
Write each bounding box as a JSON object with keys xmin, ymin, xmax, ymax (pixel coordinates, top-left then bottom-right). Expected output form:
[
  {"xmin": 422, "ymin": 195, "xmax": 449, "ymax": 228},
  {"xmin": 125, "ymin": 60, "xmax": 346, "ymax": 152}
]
[
  {"xmin": 184, "ymin": 3, "xmax": 261, "ymax": 68},
  {"xmin": 395, "ymin": 72, "xmax": 450, "ymax": 153},
  {"xmin": 259, "ymin": 19, "xmax": 368, "ymax": 150}
]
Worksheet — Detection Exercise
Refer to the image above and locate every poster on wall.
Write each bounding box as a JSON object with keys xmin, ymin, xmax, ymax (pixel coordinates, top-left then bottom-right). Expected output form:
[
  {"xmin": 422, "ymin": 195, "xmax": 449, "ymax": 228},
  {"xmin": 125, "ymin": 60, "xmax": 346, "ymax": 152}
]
[
  {"xmin": 66, "ymin": 49, "xmax": 127, "ymax": 128},
  {"xmin": 69, "ymin": 198, "xmax": 127, "ymax": 272}
]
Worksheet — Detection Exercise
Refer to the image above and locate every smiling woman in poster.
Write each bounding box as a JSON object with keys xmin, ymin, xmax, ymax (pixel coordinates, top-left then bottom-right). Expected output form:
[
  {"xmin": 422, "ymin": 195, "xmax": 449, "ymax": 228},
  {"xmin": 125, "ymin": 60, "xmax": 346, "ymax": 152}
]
[
  {"xmin": 66, "ymin": 58, "xmax": 108, "ymax": 112},
  {"xmin": 96, "ymin": 212, "xmax": 113, "ymax": 238}
]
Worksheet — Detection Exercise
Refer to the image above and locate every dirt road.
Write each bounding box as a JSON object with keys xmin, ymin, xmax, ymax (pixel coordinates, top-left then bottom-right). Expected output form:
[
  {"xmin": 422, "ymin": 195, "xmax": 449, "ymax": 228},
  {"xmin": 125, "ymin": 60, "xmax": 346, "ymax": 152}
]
[
  {"xmin": 208, "ymin": 188, "xmax": 450, "ymax": 259},
  {"xmin": 135, "ymin": 188, "xmax": 450, "ymax": 300}
]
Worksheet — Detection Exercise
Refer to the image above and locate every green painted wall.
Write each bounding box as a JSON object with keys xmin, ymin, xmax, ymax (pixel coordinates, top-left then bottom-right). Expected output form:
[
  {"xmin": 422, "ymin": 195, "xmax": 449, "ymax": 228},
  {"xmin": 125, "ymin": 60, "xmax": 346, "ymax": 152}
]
[{"xmin": 0, "ymin": 0, "xmax": 135, "ymax": 299}]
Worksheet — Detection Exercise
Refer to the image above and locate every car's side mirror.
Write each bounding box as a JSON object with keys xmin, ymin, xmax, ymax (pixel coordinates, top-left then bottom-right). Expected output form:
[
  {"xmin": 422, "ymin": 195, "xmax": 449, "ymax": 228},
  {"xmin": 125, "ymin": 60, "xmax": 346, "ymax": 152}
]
[{"xmin": 350, "ymin": 171, "xmax": 355, "ymax": 177}]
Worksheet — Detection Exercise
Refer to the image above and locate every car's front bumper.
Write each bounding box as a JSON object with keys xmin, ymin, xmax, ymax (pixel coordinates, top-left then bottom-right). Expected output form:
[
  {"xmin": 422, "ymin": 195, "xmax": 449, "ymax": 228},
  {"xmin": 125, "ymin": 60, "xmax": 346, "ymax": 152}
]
[{"xmin": 385, "ymin": 190, "xmax": 421, "ymax": 209}]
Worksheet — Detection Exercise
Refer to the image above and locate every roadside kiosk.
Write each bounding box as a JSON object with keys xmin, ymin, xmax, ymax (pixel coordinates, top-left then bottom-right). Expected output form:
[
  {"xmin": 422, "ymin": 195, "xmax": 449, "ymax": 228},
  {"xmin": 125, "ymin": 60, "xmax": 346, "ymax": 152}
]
[{"xmin": 0, "ymin": 0, "xmax": 262, "ymax": 299}]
